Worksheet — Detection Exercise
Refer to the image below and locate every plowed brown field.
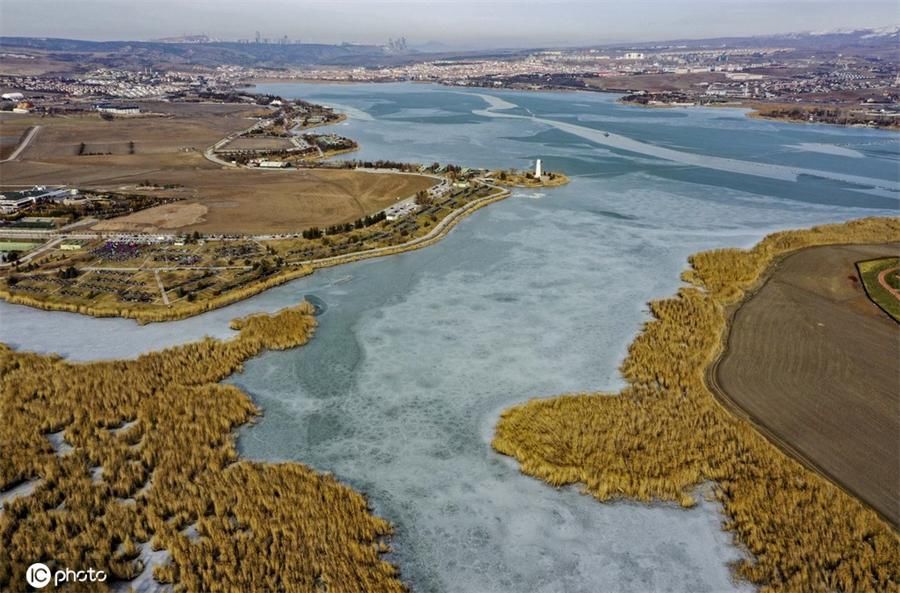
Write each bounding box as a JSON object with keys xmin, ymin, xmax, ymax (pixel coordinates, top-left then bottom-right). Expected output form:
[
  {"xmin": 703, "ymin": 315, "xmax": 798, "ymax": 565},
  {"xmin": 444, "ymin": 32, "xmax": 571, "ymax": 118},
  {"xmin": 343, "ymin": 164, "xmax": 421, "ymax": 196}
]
[{"xmin": 711, "ymin": 243, "xmax": 900, "ymax": 526}]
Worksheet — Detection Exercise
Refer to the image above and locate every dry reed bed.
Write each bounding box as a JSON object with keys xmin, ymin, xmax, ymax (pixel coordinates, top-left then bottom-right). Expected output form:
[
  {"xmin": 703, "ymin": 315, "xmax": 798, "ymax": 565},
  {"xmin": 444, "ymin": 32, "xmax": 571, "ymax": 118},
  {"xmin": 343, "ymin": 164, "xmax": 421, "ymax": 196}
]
[
  {"xmin": 493, "ymin": 217, "xmax": 900, "ymax": 593},
  {"xmin": 0, "ymin": 302, "xmax": 404, "ymax": 592}
]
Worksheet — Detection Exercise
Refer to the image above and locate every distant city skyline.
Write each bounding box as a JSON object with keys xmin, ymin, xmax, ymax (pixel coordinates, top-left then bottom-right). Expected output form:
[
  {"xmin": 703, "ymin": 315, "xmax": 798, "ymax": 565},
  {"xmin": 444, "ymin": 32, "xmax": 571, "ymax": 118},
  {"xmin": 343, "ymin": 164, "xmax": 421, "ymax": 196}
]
[{"xmin": 1, "ymin": 0, "xmax": 897, "ymax": 49}]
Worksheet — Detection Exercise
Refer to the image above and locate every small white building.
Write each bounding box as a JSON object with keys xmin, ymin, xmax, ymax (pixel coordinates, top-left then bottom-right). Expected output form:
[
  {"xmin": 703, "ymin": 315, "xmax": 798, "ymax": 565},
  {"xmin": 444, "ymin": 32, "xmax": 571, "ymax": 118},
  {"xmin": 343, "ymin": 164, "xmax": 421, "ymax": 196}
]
[
  {"xmin": 534, "ymin": 159, "xmax": 542, "ymax": 178},
  {"xmin": 1, "ymin": 92, "xmax": 24, "ymax": 101},
  {"xmin": 258, "ymin": 160, "xmax": 289, "ymax": 168},
  {"xmin": 96, "ymin": 103, "xmax": 141, "ymax": 115},
  {"xmin": 384, "ymin": 202, "xmax": 419, "ymax": 221}
]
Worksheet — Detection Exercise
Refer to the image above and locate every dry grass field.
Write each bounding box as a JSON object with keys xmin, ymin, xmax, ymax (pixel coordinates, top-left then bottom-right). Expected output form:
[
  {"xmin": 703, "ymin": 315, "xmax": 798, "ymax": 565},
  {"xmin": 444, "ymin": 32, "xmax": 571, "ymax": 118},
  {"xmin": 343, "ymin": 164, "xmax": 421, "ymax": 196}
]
[
  {"xmin": 0, "ymin": 53, "xmax": 77, "ymax": 76},
  {"xmin": 0, "ymin": 105, "xmax": 435, "ymax": 233},
  {"xmin": 89, "ymin": 169, "xmax": 433, "ymax": 234},
  {"xmin": 712, "ymin": 243, "xmax": 900, "ymax": 526},
  {"xmin": 0, "ymin": 118, "xmax": 34, "ymax": 160},
  {"xmin": 2, "ymin": 103, "xmax": 262, "ymax": 160}
]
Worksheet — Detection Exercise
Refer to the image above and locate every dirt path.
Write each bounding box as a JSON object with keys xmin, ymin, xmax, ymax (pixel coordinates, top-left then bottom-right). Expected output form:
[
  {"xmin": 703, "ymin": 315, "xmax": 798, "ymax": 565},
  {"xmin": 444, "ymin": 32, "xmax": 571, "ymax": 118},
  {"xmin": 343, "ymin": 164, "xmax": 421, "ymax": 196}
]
[
  {"xmin": 153, "ymin": 270, "xmax": 170, "ymax": 306},
  {"xmin": 0, "ymin": 125, "xmax": 41, "ymax": 163},
  {"xmin": 877, "ymin": 266, "xmax": 900, "ymax": 301}
]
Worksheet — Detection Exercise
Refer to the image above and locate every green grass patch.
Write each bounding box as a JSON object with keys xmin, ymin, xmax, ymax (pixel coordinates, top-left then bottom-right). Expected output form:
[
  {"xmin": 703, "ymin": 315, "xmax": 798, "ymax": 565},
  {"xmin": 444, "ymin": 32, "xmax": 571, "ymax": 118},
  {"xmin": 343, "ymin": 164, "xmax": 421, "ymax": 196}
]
[
  {"xmin": 857, "ymin": 256, "xmax": 900, "ymax": 322},
  {"xmin": 0, "ymin": 241, "xmax": 40, "ymax": 252}
]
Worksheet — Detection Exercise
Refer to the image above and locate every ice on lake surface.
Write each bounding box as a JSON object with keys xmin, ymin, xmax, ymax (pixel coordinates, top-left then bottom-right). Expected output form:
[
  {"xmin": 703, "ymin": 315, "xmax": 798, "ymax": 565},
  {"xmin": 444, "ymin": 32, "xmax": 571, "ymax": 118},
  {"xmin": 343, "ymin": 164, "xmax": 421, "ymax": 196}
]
[{"xmin": 2, "ymin": 83, "xmax": 898, "ymax": 592}]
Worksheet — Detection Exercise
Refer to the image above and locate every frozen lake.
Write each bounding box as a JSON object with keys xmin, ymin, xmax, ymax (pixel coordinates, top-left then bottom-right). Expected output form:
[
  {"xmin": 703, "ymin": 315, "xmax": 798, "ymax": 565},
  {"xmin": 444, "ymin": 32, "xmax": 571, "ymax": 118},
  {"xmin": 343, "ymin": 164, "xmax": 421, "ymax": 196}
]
[{"xmin": 1, "ymin": 83, "xmax": 897, "ymax": 592}]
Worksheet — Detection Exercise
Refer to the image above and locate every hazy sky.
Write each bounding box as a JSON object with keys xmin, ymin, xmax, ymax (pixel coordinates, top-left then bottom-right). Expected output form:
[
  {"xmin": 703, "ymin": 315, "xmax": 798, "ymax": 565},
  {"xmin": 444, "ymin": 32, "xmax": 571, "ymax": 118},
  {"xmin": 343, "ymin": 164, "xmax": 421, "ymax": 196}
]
[{"xmin": 1, "ymin": 0, "xmax": 897, "ymax": 48}]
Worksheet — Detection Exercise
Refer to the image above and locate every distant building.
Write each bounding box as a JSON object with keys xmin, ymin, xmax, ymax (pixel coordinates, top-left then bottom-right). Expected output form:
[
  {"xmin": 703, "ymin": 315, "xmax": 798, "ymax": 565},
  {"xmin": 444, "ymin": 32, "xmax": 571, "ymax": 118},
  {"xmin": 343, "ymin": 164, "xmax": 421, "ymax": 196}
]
[
  {"xmin": 96, "ymin": 103, "xmax": 141, "ymax": 115},
  {"xmin": 534, "ymin": 159, "xmax": 542, "ymax": 178},
  {"xmin": 257, "ymin": 160, "xmax": 289, "ymax": 168},
  {"xmin": 2, "ymin": 92, "xmax": 24, "ymax": 101},
  {"xmin": 623, "ymin": 52, "xmax": 645, "ymax": 60},
  {"xmin": 0, "ymin": 196, "xmax": 36, "ymax": 214},
  {"xmin": 0, "ymin": 186, "xmax": 77, "ymax": 214}
]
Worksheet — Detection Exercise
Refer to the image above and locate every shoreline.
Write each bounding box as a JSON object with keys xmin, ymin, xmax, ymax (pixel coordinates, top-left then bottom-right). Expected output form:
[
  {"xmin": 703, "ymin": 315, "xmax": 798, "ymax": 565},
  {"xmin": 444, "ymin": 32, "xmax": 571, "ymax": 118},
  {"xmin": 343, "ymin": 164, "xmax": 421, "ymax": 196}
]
[
  {"xmin": 250, "ymin": 77, "xmax": 898, "ymax": 131},
  {"xmin": 0, "ymin": 183, "xmax": 511, "ymax": 324},
  {"xmin": 0, "ymin": 303, "xmax": 407, "ymax": 592},
  {"xmin": 617, "ymin": 96, "xmax": 900, "ymax": 131},
  {"xmin": 492, "ymin": 217, "xmax": 900, "ymax": 592},
  {"xmin": 490, "ymin": 172, "xmax": 570, "ymax": 188}
]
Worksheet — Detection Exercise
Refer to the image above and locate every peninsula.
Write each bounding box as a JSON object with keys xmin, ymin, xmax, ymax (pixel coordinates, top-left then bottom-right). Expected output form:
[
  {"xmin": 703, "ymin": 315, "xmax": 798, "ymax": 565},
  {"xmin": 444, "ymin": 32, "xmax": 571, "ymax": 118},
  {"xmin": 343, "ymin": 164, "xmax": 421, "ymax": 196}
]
[
  {"xmin": 494, "ymin": 217, "xmax": 900, "ymax": 593},
  {"xmin": 0, "ymin": 92, "xmax": 528, "ymax": 323}
]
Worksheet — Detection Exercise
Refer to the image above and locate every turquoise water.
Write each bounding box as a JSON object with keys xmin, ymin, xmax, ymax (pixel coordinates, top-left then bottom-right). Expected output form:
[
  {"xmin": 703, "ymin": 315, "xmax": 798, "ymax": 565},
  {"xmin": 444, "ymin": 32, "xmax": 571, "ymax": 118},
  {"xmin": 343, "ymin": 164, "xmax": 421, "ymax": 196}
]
[{"xmin": 1, "ymin": 83, "xmax": 897, "ymax": 593}]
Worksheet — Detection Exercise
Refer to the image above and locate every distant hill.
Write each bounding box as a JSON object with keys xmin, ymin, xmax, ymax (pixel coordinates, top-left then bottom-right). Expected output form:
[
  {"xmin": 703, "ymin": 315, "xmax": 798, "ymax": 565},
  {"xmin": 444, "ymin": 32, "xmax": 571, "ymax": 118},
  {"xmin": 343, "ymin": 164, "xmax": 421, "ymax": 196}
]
[
  {"xmin": 602, "ymin": 27, "xmax": 900, "ymax": 57},
  {"xmin": 0, "ymin": 37, "xmax": 405, "ymax": 69},
  {"xmin": 1, "ymin": 27, "xmax": 896, "ymax": 73}
]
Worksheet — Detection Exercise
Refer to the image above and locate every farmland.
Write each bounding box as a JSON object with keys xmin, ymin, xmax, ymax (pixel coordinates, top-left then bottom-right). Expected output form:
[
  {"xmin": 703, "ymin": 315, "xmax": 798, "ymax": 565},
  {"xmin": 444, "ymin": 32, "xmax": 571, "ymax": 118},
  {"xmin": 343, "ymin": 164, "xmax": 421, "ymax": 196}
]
[{"xmin": 713, "ymin": 243, "xmax": 900, "ymax": 526}]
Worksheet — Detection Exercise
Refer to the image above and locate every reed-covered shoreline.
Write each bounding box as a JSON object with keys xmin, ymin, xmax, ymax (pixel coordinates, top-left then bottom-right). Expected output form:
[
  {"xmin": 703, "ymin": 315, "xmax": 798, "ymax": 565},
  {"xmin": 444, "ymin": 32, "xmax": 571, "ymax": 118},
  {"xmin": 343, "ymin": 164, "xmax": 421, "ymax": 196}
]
[
  {"xmin": 0, "ymin": 302, "xmax": 405, "ymax": 592},
  {"xmin": 493, "ymin": 217, "xmax": 900, "ymax": 593}
]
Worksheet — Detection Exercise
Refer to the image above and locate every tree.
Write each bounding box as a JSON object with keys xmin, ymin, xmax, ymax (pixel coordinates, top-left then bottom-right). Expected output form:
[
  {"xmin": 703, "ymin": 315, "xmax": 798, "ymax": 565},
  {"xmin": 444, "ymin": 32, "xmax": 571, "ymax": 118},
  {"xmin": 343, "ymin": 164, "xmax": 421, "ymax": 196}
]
[{"xmin": 415, "ymin": 190, "xmax": 433, "ymax": 206}]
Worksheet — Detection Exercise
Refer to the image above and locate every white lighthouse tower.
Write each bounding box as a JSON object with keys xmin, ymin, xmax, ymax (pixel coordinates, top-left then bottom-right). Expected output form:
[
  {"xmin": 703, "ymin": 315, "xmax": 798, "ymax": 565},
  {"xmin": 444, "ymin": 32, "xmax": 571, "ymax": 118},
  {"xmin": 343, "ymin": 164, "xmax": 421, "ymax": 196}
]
[{"xmin": 534, "ymin": 158, "xmax": 542, "ymax": 178}]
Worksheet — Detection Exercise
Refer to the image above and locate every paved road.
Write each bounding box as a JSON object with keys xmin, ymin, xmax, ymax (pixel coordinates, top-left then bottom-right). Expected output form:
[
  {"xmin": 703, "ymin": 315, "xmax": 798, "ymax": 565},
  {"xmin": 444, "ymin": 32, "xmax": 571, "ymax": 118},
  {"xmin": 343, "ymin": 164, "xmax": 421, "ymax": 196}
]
[
  {"xmin": 203, "ymin": 119, "xmax": 268, "ymax": 168},
  {"xmin": 1, "ymin": 125, "xmax": 41, "ymax": 163},
  {"xmin": 82, "ymin": 265, "xmax": 253, "ymax": 272}
]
